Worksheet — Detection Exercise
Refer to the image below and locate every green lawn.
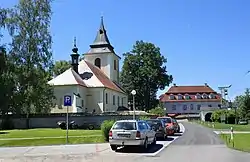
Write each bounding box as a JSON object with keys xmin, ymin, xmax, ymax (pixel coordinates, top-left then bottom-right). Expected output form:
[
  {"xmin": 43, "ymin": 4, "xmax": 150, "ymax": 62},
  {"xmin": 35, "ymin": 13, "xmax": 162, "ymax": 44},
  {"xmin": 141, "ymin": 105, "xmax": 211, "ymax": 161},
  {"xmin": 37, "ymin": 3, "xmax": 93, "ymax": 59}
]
[
  {"xmin": 220, "ymin": 134, "xmax": 250, "ymax": 153},
  {"xmin": 194, "ymin": 120, "xmax": 250, "ymax": 131},
  {"xmin": 0, "ymin": 128, "xmax": 101, "ymax": 138},
  {"xmin": 0, "ymin": 128, "xmax": 104, "ymax": 147}
]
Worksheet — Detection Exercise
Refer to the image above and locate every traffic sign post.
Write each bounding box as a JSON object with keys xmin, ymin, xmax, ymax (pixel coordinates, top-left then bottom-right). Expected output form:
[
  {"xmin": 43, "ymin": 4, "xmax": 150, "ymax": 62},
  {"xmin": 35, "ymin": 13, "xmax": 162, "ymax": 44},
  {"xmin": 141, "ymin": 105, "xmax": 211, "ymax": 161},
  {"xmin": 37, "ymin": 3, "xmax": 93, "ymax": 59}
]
[{"xmin": 64, "ymin": 95, "xmax": 72, "ymax": 144}]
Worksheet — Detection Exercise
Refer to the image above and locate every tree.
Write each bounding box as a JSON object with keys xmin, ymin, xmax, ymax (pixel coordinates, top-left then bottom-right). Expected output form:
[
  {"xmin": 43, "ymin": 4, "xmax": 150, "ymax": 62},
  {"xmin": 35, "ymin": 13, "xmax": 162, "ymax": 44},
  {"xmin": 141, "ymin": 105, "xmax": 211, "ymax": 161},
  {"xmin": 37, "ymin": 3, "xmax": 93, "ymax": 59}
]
[
  {"xmin": 52, "ymin": 60, "xmax": 71, "ymax": 76},
  {"xmin": 238, "ymin": 88, "xmax": 250, "ymax": 119},
  {"xmin": 5, "ymin": 0, "xmax": 55, "ymax": 125},
  {"xmin": 120, "ymin": 40, "xmax": 173, "ymax": 110}
]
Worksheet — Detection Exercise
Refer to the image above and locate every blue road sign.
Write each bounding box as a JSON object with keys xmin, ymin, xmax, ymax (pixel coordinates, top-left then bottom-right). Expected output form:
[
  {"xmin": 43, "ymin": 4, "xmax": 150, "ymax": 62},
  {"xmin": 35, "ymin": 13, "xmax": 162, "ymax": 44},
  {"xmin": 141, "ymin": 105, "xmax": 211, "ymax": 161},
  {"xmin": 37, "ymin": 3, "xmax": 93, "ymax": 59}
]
[{"xmin": 64, "ymin": 95, "xmax": 72, "ymax": 106}]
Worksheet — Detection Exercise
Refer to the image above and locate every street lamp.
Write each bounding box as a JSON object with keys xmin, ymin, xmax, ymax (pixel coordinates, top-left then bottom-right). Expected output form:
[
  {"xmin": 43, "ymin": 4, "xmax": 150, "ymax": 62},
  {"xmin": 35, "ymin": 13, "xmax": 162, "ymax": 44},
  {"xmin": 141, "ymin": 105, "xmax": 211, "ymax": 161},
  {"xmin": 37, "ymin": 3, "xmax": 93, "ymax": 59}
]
[{"xmin": 131, "ymin": 90, "xmax": 136, "ymax": 120}]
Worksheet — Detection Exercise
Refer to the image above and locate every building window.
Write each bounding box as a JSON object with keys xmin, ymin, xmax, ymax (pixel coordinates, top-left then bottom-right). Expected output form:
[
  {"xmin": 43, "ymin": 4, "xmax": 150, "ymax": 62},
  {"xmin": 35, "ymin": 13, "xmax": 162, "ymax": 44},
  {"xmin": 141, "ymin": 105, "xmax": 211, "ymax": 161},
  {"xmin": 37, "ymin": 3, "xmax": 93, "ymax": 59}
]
[
  {"xmin": 81, "ymin": 100, "xmax": 84, "ymax": 108},
  {"xmin": 105, "ymin": 93, "xmax": 108, "ymax": 104},
  {"xmin": 218, "ymin": 104, "xmax": 221, "ymax": 108},
  {"xmin": 196, "ymin": 94, "xmax": 201, "ymax": 99},
  {"xmin": 114, "ymin": 60, "xmax": 117, "ymax": 70},
  {"xmin": 209, "ymin": 93, "xmax": 215, "ymax": 99},
  {"xmin": 172, "ymin": 105, "xmax": 176, "ymax": 110},
  {"xmin": 197, "ymin": 104, "xmax": 201, "ymax": 110},
  {"xmin": 184, "ymin": 94, "xmax": 190, "ymax": 100},
  {"xmin": 202, "ymin": 93, "xmax": 208, "ymax": 99},
  {"xmin": 169, "ymin": 94, "xmax": 175, "ymax": 100},
  {"xmin": 208, "ymin": 104, "xmax": 212, "ymax": 107},
  {"xmin": 58, "ymin": 98, "xmax": 63, "ymax": 109},
  {"xmin": 121, "ymin": 97, "xmax": 124, "ymax": 106},
  {"xmin": 190, "ymin": 104, "xmax": 194, "ymax": 110},
  {"xmin": 183, "ymin": 105, "xmax": 187, "ymax": 110},
  {"xmin": 177, "ymin": 94, "xmax": 182, "ymax": 100},
  {"xmin": 118, "ymin": 96, "xmax": 120, "ymax": 106},
  {"xmin": 94, "ymin": 58, "xmax": 101, "ymax": 68},
  {"xmin": 113, "ymin": 95, "xmax": 115, "ymax": 105}
]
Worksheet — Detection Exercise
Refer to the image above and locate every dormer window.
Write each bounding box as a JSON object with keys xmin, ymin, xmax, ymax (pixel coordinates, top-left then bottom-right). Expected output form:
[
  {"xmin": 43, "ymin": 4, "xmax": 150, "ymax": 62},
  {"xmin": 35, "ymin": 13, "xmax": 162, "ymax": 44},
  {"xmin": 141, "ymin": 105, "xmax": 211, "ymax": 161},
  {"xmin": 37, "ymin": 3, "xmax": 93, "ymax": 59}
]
[
  {"xmin": 169, "ymin": 94, "xmax": 175, "ymax": 100},
  {"xmin": 184, "ymin": 94, "xmax": 190, "ymax": 100},
  {"xmin": 202, "ymin": 93, "xmax": 208, "ymax": 99},
  {"xmin": 209, "ymin": 93, "xmax": 215, "ymax": 99},
  {"xmin": 177, "ymin": 94, "xmax": 183, "ymax": 100},
  {"xmin": 196, "ymin": 93, "xmax": 201, "ymax": 99}
]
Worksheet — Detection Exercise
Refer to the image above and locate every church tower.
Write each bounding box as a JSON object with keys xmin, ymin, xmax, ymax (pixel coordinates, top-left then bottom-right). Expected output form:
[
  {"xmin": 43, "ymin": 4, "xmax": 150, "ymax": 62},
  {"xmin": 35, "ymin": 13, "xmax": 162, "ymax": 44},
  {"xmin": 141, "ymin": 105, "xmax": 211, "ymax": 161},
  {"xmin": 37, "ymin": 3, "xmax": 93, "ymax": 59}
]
[{"xmin": 84, "ymin": 17, "xmax": 120, "ymax": 83}]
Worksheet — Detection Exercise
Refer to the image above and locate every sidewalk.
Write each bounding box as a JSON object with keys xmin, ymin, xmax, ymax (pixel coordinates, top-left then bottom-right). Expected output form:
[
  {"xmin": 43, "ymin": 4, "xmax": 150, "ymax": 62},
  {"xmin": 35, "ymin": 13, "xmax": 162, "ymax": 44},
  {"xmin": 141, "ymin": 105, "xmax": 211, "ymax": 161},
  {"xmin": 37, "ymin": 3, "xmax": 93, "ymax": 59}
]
[{"xmin": 0, "ymin": 143, "xmax": 110, "ymax": 158}]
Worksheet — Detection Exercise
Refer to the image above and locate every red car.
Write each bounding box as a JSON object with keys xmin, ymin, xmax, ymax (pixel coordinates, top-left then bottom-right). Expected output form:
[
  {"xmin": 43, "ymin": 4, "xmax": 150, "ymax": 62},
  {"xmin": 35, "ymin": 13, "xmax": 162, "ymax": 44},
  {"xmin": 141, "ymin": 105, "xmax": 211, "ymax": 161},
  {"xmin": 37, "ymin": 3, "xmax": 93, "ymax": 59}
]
[{"xmin": 157, "ymin": 117, "xmax": 175, "ymax": 136}]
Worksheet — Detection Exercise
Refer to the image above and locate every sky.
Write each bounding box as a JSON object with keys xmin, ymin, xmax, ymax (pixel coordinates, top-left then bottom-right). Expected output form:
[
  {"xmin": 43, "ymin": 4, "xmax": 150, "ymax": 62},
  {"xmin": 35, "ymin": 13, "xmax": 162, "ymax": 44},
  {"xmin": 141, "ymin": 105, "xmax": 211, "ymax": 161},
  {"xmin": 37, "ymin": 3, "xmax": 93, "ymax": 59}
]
[{"xmin": 1, "ymin": 0, "xmax": 250, "ymax": 101}]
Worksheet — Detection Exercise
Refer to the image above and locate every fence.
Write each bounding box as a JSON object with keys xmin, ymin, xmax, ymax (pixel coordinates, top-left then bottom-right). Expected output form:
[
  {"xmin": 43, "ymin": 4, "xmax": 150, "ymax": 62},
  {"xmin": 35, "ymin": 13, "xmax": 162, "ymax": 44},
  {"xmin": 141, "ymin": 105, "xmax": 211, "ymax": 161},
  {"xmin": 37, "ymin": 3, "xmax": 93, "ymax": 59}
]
[{"xmin": 0, "ymin": 113, "xmax": 157, "ymax": 129}]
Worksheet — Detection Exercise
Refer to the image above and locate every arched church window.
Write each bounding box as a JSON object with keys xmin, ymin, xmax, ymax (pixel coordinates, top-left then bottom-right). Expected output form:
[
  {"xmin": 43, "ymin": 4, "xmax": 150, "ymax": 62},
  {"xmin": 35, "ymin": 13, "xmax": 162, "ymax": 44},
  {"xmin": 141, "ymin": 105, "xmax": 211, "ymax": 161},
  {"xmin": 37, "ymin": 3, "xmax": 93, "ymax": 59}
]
[{"xmin": 94, "ymin": 58, "xmax": 101, "ymax": 68}]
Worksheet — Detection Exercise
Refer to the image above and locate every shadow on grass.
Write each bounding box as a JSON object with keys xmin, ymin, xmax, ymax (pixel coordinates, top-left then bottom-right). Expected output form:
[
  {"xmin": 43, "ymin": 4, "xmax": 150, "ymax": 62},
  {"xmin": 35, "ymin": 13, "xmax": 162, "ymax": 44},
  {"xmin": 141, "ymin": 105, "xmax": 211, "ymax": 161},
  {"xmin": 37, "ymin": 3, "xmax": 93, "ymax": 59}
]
[
  {"xmin": 116, "ymin": 144, "xmax": 163, "ymax": 153},
  {"xmin": 0, "ymin": 132, "xmax": 9, "ymax": 134}
]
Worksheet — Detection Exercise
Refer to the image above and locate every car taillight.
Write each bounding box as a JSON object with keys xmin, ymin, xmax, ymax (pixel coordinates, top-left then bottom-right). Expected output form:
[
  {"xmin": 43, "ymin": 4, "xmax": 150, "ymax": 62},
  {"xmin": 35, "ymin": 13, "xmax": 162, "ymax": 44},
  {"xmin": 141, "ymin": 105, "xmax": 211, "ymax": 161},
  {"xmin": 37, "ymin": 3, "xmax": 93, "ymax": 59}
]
[
  {"xmin": 136, "ymin": 131, "xmax": 141, "ymax": 138},
  {"xmin": 109, "ymin": 131, "xmax": 112, "ymax": 137}
]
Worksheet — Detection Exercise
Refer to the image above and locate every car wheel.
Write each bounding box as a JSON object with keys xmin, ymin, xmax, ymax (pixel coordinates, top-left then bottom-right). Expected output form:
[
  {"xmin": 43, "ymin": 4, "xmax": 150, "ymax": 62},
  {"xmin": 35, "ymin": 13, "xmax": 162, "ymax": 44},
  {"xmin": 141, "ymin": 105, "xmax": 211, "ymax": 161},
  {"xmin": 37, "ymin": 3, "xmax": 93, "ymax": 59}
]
[
  {"xmin": 151, "ymin": 136, "xmax": 156, "ymax": 145},
  {"xmin": 110, "ymin": 145, "xmax": 117, "ymax": 151}
]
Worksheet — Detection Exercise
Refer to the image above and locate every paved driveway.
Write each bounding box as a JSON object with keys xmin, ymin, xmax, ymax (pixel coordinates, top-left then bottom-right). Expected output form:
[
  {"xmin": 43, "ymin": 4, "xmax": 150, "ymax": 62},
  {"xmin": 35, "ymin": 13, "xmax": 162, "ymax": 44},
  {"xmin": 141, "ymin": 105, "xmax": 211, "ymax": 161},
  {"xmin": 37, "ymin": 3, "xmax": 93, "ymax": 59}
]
[{"xmin": 1, "ymin": 122, "xmax": 250, "ymax": 162}]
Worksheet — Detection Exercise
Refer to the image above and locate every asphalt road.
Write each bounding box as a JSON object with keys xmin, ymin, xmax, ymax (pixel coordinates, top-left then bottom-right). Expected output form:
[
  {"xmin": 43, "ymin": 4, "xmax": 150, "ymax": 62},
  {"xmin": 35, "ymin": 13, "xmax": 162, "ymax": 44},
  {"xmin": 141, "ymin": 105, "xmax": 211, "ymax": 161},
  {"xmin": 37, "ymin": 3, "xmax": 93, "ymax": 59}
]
[
  {"xmin": 138, "ymin": 122, "xmax": 250, "ymax": 162},
  {"xmin": 1, "ymin": 122, "xmax": 250, "ymax": 162}
]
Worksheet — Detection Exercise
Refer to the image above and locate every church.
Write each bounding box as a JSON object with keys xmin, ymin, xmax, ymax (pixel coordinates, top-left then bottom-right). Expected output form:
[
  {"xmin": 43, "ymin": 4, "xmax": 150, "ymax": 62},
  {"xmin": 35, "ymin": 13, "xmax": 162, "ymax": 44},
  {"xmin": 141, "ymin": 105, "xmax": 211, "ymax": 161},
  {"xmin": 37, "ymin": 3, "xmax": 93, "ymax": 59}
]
[{"xmin": 48, "ymin": 17, "xmax": 128, "ymax": 114}]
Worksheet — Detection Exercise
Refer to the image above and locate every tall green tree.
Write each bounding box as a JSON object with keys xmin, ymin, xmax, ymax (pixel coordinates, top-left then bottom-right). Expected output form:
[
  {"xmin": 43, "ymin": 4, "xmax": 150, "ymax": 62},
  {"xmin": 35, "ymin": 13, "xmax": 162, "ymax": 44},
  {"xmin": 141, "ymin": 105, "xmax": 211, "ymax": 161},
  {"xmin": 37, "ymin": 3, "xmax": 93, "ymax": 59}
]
[
  {"xmin": 120, "ymin": 40, "xmax": 173, "ymax": 110},
  {"xmin": 237, "ymin": 89, "xmax": 250, "ymax": 119},
  {"xmin": 6, "ymin": 0, "xmax": 55, "ymax": 122},
  {"xmin": 52, "ymin": 60, "xmax": 71, "ymax": 76}
]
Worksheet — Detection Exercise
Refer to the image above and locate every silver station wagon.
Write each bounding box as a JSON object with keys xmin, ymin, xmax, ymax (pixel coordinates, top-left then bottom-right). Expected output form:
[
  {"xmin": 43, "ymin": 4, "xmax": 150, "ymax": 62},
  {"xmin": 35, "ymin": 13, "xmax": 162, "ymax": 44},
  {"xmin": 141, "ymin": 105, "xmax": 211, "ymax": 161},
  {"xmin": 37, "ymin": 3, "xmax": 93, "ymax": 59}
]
[{"xmin": 109, "ymin": 120, "xmax": 156, "ymax": 151}]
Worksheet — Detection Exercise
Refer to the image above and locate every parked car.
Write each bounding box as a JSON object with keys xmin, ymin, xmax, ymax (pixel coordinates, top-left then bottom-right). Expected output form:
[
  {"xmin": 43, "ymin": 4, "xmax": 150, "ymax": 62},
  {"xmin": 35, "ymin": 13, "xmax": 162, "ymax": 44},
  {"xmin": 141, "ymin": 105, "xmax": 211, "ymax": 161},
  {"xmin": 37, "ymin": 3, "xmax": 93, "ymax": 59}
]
[
  {"xmin": 57, "ymin": 121, "xmax": 78, "ymax": 129},
  {"xmin": 108, "ymin": 120, "xmax": 156, "ymax": 151},
  {"xmin": 171, "ymin": 118, "xmax": 180, "ymax": 133},
  {"xmin": 238, "ymin": 119, "xmax": 248, "ymax": 125},
  {"xmin": 145, "ymin": 119, "xmax": 167, "ymax": 140},
  {"xmin": 157, "ymin": 117, "xmax": 175, "ymax": 136}
]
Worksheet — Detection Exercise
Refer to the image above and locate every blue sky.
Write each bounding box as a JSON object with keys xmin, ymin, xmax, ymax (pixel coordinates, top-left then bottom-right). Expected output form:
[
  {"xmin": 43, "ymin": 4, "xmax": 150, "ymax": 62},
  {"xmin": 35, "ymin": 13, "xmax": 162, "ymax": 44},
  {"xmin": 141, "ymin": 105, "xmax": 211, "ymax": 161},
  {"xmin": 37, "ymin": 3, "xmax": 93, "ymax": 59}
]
[{"xmin": 2, "ymin": 0, "xmax": 250, "ymax": 100}]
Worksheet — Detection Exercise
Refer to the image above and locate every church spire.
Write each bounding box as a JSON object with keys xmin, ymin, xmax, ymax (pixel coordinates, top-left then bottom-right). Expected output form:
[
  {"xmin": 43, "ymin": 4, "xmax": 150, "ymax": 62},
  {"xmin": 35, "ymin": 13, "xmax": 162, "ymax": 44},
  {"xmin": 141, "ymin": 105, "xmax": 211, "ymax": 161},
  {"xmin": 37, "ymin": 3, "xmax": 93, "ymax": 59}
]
[{"xmin": 90, "ymin": 16, "xmax": 114, "ymax": 50}]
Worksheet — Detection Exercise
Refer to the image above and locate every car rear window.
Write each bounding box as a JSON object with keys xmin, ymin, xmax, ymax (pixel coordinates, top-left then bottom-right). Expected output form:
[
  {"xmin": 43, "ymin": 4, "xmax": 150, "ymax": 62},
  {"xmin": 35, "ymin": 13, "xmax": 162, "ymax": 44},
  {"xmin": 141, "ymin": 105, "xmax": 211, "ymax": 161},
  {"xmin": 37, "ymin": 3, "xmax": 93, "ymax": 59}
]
[
  {"xmin": 113, "ymin": 122, "xmax": 137, "ymax": 130},
  {"xmin": 146, "ymin": 120, "xmax": 161, "ymax": 126},
  {"xmin": 158, "ymin": 118, "xmax": 172, "ymax": 123}
]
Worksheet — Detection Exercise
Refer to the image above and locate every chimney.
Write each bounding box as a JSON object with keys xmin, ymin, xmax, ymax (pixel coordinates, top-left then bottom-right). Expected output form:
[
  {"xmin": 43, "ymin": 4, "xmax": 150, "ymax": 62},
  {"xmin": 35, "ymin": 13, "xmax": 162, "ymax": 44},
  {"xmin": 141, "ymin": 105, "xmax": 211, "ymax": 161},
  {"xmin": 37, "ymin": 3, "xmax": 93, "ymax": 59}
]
[
  {"xmin": 205, "ymin": 83, "xmax": 208, "ymax": 86},
  {"xmin": 70, "ymin": 37, "xmax": 80, "ymax": 74},
  {"xmin": 173, "ymin": 83, "xmax": 177, "ymax": 87}
]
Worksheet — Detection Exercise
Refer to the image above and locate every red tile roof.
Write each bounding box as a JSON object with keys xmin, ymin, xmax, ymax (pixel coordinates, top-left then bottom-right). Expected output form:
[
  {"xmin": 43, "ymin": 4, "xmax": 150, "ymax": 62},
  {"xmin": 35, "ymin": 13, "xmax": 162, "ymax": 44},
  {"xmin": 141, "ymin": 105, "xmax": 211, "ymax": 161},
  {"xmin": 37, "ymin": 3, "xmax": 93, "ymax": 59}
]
[
  {"xmin": 166, "ymin": 85, "xmax": 215, "ymax": 94},
  {"xmin": 85, "ymin": 61, "xmax": 125, "ymax": 93},
  {"xmin": 160, "ymin": 84, "xmax": 221, "ymax": 102}
]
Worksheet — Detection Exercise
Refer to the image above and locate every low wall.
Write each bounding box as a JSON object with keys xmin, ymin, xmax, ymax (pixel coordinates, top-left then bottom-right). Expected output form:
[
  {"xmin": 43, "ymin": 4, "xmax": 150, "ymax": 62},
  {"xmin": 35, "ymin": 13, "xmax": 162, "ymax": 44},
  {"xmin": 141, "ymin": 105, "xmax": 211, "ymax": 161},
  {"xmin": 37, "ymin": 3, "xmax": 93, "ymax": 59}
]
[{"xmin": 0, "ymin": 114, "xmax": 157, "ymax": 129}]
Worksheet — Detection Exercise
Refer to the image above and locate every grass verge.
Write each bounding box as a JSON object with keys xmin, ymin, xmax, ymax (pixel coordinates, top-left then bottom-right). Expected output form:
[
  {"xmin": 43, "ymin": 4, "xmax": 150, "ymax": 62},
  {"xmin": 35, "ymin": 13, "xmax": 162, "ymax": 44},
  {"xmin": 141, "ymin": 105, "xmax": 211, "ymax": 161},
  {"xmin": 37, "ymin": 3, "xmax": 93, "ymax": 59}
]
[
  {"xmin": 193, "ymin": 120, "xmax": 250, "ymax": 131},
  {"xmin": 220, "ymin": 133, "xmax": 250, "ymax": 153},
  {"xmin": 0, "ymin": 136, "xmax": 105, "ymax": 147},
  {"xmin": 0, "ymin": 128, "xmax": 104, "ymax": 147},
  {"xmin": 0, "ymin": 128, "xmax": 101, "ymax": 138}
]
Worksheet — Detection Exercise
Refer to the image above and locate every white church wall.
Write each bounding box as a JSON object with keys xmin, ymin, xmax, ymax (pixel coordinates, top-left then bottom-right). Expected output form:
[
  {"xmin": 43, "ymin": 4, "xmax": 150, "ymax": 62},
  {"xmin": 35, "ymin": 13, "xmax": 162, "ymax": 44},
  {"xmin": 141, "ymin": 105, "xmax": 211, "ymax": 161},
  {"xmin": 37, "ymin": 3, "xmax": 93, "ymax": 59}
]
[
  {"xmin": 105, "ymin": 88, "xmax": 128, "ymax": 112},
  {"xmin": 51, "ymin": 85, "xmax": 87, "ymax": 113}
]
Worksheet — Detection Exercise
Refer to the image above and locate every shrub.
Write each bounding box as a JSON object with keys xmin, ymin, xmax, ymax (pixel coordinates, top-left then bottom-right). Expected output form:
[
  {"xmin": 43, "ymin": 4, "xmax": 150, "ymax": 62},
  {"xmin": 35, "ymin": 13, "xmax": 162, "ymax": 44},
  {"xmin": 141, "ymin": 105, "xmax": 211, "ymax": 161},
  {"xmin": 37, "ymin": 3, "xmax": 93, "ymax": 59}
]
[
  {"xmin": 101, "ymin": 120, "xmax": 115, "ymax": 142},
  {"xmin": 139, "ymin": 116, "xmax": 150, "ymax": 120}
]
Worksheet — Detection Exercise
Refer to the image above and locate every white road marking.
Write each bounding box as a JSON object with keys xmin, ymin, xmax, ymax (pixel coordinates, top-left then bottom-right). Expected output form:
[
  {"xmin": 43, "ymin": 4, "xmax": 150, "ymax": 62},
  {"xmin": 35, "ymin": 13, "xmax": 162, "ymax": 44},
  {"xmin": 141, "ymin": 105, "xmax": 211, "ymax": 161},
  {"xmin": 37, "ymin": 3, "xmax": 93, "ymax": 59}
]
[{"xmin": 114, "ymin": 123, "xmax": 186, "ymax": 157}]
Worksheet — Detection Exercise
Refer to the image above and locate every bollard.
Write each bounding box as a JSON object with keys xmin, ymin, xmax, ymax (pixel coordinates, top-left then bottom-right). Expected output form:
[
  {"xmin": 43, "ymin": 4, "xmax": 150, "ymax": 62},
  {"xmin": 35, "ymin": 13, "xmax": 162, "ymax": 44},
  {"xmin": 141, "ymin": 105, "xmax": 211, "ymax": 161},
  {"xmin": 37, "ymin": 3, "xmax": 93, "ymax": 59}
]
[{"xmin": 230, "ymin": 127, "xmax": 234, "ymax": 147}]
